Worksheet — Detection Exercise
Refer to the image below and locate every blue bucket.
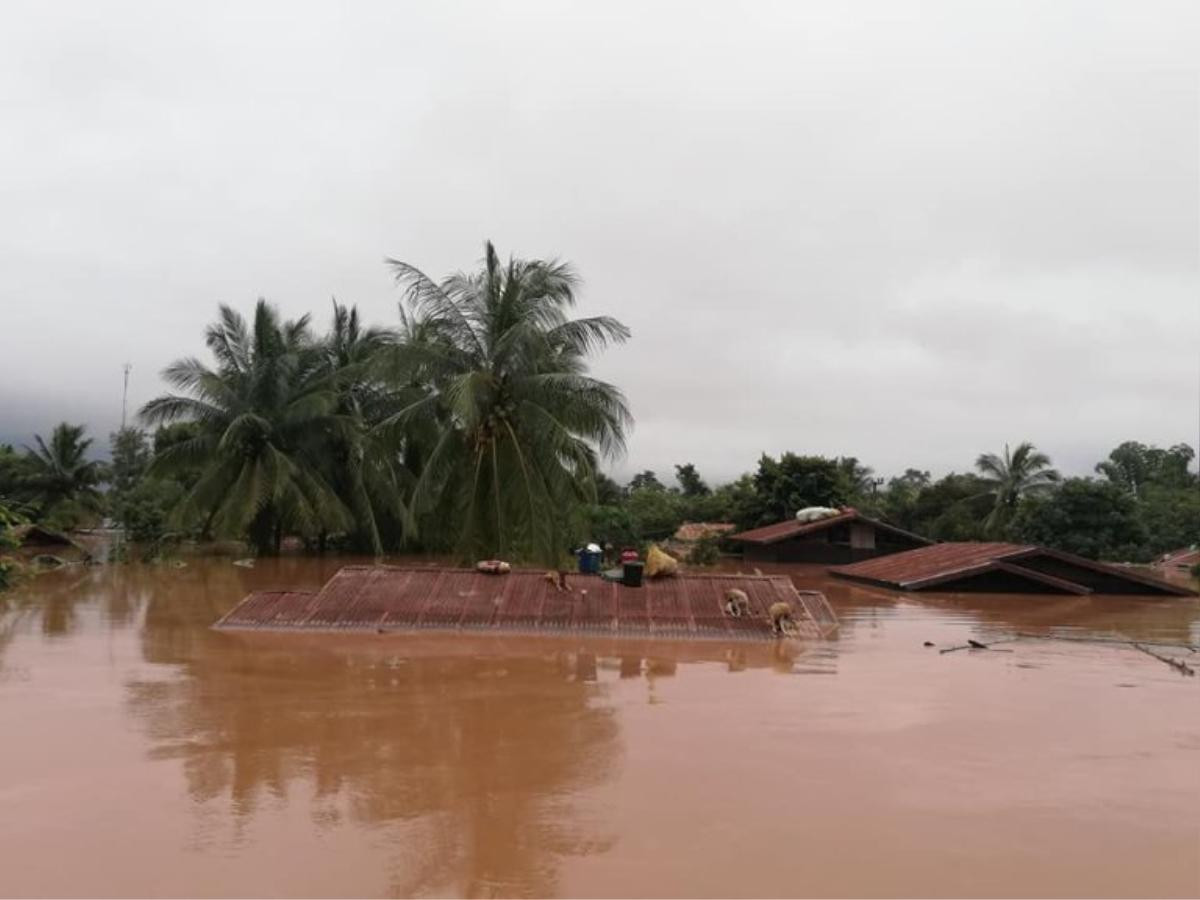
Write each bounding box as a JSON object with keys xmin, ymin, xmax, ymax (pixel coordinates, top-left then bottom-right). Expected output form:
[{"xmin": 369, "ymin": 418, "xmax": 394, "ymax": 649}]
[{"xmin": 577, "ymin": 548, "xmax": 602, "ymax": 574}]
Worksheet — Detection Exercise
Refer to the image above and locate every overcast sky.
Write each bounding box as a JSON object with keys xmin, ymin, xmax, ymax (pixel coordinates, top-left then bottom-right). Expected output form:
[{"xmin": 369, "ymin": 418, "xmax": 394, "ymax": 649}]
[{"xmin": 1, "ymin": 0, "xmax": 1196, "ymax": 485}]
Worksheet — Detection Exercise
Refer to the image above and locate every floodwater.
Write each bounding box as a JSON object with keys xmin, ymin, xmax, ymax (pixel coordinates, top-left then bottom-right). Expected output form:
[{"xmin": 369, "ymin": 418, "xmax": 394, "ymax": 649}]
[{"xmin": 0, "ymin": 558, "xmax": 1197, "ymax": 899}]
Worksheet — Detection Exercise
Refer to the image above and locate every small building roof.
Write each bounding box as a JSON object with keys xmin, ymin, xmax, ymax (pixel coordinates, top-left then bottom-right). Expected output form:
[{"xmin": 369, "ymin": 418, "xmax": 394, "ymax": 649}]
[
  {"xmin": 727, "ymin": 510, "xmax": 932, "ymax": 547},
  {"xmin": 7, "ymin": 524, "xmax": 92, "ymax": 560},
  {"xmin": 672, "ymin": 522, "xmax": 736, "ymax": 542},
  {"xmin": 830, "ymin": 542, "xmax": 1194, "ymax": 596},
  {"xmin": 10, "ymin": 524, "xmax": 77, "ymax": 547}
]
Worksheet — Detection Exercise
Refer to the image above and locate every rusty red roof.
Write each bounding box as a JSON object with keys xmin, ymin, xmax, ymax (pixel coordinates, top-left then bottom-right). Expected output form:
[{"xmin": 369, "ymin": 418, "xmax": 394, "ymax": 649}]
[
  {"xmin": 214, "ymin": 566, "xmax": 839, "ymax": 640},
  {"xmin": 1156, "ymin": 547, "xmax": 1200, "ymax": 569},
  {"xmin": 830, "ymin": 543, "xmax": 1195, "ymax": 596},
  {"xmin": 727, "ymin": 510, "xmax": 933, "ymax": 547},
  {"xmin": 672, "ymin": 522, "xmax": 736, "ymax": 542}
]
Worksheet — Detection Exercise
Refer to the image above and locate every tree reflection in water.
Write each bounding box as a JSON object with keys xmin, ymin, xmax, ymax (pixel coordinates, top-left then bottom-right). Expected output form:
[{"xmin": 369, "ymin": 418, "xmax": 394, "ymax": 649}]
[{"xmin": 128, "ymin": 607, "xmax": 626, "ymax": 897}]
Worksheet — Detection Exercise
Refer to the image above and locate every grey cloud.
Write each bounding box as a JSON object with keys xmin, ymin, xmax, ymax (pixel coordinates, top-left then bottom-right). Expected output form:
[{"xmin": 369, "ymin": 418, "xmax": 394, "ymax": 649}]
[{"xmin": 0, "ymin": 0, "xmax": 1196, "ymax": 484}]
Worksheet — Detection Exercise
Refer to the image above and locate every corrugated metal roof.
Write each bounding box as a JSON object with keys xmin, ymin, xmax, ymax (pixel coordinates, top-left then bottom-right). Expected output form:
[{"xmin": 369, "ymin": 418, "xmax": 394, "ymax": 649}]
[
  {"xmin": 1157, "ymin": 547, "xmax": 1200, "ymax": 569},
  {"xmin": 727, "ymin": 510, "xmax": 933, "ymax": 546},
  {"xmin": 214, "ymin": 566, "xmax": 839, "ymax": 640},
  {"xmin": 830, "ymin": 542, "xmax": 1195, "ymax": 596}
]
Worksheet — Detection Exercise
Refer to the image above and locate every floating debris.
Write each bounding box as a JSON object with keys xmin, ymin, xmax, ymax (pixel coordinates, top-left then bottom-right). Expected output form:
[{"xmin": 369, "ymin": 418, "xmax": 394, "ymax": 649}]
[{"xmin": 1131, "ymin": 643, "xmax": 1195, "ymax": 677}]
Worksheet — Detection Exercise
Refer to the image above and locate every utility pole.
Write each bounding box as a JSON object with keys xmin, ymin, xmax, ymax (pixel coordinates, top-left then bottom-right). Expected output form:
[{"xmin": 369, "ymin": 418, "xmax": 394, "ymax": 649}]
[{"xmin": 121, "ymin": 363, "xmax": 132, "ymax": 430}]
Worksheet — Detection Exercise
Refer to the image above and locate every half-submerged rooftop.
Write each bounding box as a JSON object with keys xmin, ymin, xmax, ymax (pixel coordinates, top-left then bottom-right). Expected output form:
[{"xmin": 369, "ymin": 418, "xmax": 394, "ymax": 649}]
[
  {"xmin": 215, "ymin": 565, "xmax": 839, "ymax": 640},
  {"xmin": 830, "ymin": 542, "xmax": 1194, "ymax": 596},
  {"xmin": 727, "ymin": 509, "xmax": 932, "ymax": 564}
]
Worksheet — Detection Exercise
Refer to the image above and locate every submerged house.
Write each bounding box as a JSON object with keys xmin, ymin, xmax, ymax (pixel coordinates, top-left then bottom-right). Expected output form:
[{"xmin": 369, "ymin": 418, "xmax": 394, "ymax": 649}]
[
  {"xmin": 727, "ymin": 509, "xmax": 932, "ymax": 564},
  {"xmin": 7, "ymin": 525, "xmax": 92, "ymax": 564},
  {"xmin": 831, "ymin": 542, "xmax": 1194, "ymax": 596}
]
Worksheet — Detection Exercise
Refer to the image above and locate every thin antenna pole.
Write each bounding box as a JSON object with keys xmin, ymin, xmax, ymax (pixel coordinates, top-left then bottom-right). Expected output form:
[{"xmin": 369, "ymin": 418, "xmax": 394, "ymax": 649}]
[{"xmin": 121, "ymin": 363, "xmax": 132, "ymax": 430}]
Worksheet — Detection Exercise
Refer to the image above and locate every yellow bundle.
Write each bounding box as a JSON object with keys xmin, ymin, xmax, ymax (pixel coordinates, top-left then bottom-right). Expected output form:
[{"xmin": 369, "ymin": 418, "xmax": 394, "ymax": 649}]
[{"xmin": 644, "ymin": 544, "xmax": 679, "ymax": 578}]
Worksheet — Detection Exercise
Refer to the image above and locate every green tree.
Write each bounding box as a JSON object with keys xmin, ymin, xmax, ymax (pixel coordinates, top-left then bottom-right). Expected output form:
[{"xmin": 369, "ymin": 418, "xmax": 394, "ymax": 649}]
[
  {"xmin": 1137, "ymin": 483, "xmax": 1200, "ymax": 557},
  {"xmin": 109, "ymin": 427, "xmax": 151, "ymax": 497},
  {"xmin": 21, "ymin": 423, "xmax": 107, "ymax": 528},
  {"xmin": 382, "ymin": 241, "xmax": 631, "ymax": 564},
  {"xmin": 624, "ymin": 486, "xmax": 684, "ymax": 539},
  {"xmin": 1011, "ymin": 478, "xmax": 1147, "ymax": 561},
  {"xmin": 141, "ymin": 300, "xmax": 352, "ymax": 555},
  {"xmin": 749, "ymin": 453, "xmax": 846, "ymax": 526},
  {"xmin": 627, "ymin": 470, "xmax": 663, "ymax": 493},
  {"xmin": 118, "ymin": 478, "xmax": 187, "ymax": 546},
  {"xmin": 151, "ymin": 423, "xmax": 206, "ymax": 493},
  {"xmin": 0, "ymin": 497, "xmax": 25, "ymax": 589},
  {"xmin": 877, "ymin": 469, "xmax": 931, "ymax": 531},
  {"xmin": 834, "ymin": 456, "xmax": 877, "ymax": 505},
  {"xmin": 0, "ymin": 444, "xmax": 35, "ymax": 513},
  {"xmin": 674, "ymin": 463, "xmax": 710, "ymax": 497},
  {"xmin": 317, "ymin": 300, "xmax": 408, "ymax": 554},
  {"xmin": 711, "ymin": 474, "xmax": 761, "ymax": 530},
  {"xmin": 592, "ymin": 472, "xmax": 624, "ymax": 506},
  {"xmin": 975, "ymin": 442, "xmax": 1059, "ymax": 534},
  {"xmin": 1096, "ymin": 441, "xmax": 1196, "ymax": 497},
  {"xmin": 581, "ymin": 503, "xmax": 640, "ymax": 549},
  {"xmin": 909, "ymin": 472, "xmax": 993, "ymax": 541}
]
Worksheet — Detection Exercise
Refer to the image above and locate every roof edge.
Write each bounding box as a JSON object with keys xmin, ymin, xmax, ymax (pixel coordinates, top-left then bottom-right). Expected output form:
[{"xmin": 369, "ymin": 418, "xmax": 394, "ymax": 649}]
[
  {"xmin": 1006, "ymin": 547, "xmax": 1196, "ymax": 597},
  {"xmin": 728, "ymin": 511, "xmax": 933, "ymax": 546}
]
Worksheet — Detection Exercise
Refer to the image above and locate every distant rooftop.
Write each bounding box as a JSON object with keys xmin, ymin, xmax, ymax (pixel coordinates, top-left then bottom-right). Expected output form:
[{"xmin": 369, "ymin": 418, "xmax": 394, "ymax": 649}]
[
  {"xmin": 831, "ymin": 542, "xmax": 1193, "ymax": 596},
  {"xmin": 727, "ymin": 509, "xmax": 932, "ymax": 547}
]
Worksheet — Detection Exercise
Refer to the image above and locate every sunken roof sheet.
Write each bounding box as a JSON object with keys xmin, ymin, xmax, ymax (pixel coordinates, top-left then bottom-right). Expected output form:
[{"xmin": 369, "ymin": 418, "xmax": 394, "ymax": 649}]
[
  {"xmin": 830, "ymin": 542, "xmax": 1195, "ymax": 596},
  {"xmin": 214, "ymin": 565, "xmax": 839, "ymax": 640},
  {"xmin": 727, "ymin": 510, "xmax": 933, "ymax": 546}
]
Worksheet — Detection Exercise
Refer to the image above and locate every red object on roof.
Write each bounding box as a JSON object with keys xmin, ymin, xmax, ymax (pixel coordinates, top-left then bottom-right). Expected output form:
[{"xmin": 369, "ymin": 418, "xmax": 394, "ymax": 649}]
[
  {"xmin": 727, "ymin": 510, "xmax": 933, "ymax": 547},
  {"xmin": 214, "ymin": 565, "xmax": 839, "ymax": 640},
  {"xmin": 830, "ymin": 542, "xmax": 1195, "ymax": 596}
]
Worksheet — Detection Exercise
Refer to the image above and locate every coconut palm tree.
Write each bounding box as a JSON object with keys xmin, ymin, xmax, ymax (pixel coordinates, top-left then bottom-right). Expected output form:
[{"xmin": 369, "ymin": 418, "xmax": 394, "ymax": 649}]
[
  {"xmin": 975, "ymin": 441, "xmax": 1060, "ymax": 534},
  {"xmin": 22, "ymin": 422, "xmax": 106, "ymax": 526},
  {"xmin": 381, "ymin": 241, "xmax": 632, "ymax": 564},
  {"xmin": 316, "ymin": 300, "xmax": 408, "ymax": 554},
  {"xmin": 140, "ymin": 300, "xmax": 352, "ymax": 554}
]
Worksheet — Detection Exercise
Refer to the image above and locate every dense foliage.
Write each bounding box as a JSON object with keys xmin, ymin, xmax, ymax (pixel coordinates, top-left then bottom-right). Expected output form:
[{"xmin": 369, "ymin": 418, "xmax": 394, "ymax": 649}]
[
  {"xmin": 580, "ymin": 441, "xmax": 1196, "ymax": 564},
  {"xmin": 0, "ymin": 498, "xmax": 24, "ymax": 589},
  {"xmin": 0, "ymin": 426, "xmax": 106, "ymax": 530},
  {"xmin": 133, "ymin": 243, "xmax": 629, "ymax": 561}
]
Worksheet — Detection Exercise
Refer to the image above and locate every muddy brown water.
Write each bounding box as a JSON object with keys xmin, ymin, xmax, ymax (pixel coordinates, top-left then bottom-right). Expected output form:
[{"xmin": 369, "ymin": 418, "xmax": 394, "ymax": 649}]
[{"xmin": 0, "ymin": 557, "xmax": 1197, "ymax": 898}]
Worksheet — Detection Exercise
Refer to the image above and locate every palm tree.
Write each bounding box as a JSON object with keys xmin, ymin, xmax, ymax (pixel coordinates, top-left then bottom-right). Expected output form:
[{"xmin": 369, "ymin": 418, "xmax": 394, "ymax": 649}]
[
  {"xmin": 975, "ymin": 441, "xmax": 1059, "ymax": 534},
  {"xmin": 22, "ymin": 422, "xmax": 105, "ymax": 526},
  {"xmin": 317, "ymin": 300, "xmax": 408, "ymax": 554},
  {"xmin": 381, "ymin": 241, "xmax": 632, "ymax": 564},
  {"xmin": 140, "ymin": 300, "xmax": 352, "ymax": 555}
]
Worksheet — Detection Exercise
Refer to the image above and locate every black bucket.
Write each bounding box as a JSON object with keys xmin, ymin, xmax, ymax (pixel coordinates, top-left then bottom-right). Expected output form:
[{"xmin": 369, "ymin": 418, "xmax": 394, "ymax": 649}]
[{"xmin": 622, "ymin": 560, "xmax": 644, "ymax": 587}]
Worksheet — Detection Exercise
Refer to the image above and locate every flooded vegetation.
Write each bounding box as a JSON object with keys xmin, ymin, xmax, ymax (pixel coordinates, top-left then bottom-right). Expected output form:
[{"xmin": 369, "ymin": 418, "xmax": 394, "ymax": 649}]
[{"xmin": 1, "ymin": 558, "xmax": 1196, "ymax": 898}]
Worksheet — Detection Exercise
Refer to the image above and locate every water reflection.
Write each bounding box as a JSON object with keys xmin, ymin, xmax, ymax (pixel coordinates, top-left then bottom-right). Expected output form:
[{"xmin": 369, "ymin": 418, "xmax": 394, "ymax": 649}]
[{"xmin": 128, "ymin": 620, "xmax": 628, "ymax": 896}]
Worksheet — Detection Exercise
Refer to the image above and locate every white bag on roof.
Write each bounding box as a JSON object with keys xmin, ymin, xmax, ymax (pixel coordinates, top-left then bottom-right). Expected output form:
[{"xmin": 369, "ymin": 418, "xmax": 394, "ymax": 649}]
[{"xmin": 795, "ymin": 506, "xmax": 841, "ymax": 523}]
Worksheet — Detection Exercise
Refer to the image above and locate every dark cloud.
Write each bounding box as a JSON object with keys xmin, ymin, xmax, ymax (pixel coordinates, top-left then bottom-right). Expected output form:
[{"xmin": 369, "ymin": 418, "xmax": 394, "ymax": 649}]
[{"xmin": 1, "ymin": 0, "xmax": 1196, "ymax": 481}]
